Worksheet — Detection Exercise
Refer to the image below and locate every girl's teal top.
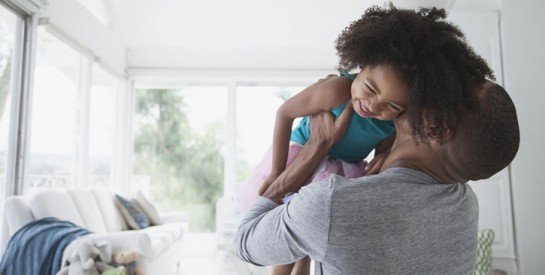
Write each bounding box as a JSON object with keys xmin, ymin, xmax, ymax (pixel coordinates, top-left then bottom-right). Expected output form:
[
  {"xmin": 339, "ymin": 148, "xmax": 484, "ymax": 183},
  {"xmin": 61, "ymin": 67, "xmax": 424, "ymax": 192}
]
[{"xmin": 290, "ymin": 72, "xmax": 395, "ymax": 163}]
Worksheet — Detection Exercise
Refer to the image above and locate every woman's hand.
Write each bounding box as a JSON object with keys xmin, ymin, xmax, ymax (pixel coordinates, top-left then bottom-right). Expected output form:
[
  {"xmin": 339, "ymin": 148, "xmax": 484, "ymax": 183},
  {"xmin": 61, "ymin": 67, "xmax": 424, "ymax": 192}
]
[{"xmin": 309, "ymin": 103, "xmax": 354, "ymax": 148}]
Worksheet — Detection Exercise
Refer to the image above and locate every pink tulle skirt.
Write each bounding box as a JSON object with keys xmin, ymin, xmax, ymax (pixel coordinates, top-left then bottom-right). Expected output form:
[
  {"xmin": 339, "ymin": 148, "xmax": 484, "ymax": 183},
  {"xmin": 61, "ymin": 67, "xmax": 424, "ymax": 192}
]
[{"xmin": 235, "ymin": 143, "xmax": 367, "ymax": 213}]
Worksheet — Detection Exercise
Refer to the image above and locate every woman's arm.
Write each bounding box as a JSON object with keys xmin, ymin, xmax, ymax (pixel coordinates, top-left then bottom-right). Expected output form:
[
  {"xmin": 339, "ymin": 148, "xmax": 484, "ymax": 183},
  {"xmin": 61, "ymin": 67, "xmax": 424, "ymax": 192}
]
[
  {"xmin": 258, "ymin": 76, "xmax": 352, "ymax": 195},
  {"xmin": 235, "ymin": 105, "xmax": 353, "ymax": 267}
]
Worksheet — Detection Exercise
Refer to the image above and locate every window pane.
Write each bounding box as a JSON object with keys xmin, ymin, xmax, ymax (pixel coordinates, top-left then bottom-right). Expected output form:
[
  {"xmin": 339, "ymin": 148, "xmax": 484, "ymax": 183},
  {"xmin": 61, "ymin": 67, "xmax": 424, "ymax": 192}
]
[
  {"xmin": 132, "ymin": 87, "xmax": 226, "ymax": 232},
  {"xmin": 27, "ymin": 27, "xmax": 82, "ymax": 193},
  {"xmin": 0, "ymin": 6, "xmax": 22, "ymax": 201},
  {"xmin": 235, "ymin": 86, "xmax": 303, "ymax": 184},
  {"xmin": 89, "ymin": 65, "xmax": 119, "ymax": 187}
]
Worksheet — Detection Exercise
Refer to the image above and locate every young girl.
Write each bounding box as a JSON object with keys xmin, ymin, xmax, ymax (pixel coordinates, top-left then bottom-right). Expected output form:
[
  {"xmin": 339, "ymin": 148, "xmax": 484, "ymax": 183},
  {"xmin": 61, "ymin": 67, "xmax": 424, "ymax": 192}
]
[
  {"xmin": 237, "ymin": 3, "xmax": 492, "ymax": 275},
  {"xmin": 236, "ymin": 64, "xmax": 410, "ymax": 275},
  {"xmin": 263, "ymin": 65, "xmax": 409, "ymax": 197}
]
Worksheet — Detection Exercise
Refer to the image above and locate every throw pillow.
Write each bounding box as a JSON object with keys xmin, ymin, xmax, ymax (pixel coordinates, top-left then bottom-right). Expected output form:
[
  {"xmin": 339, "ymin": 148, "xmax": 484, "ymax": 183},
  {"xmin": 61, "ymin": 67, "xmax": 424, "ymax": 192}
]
[
  {"xmin": 114, "ymin": 194, "xmax": 150, "ymax": 230},
  {"xmin": 135, "ymin": 190, "xmax": 163, "ymax": 225},
  {"xmin": 473, "ymin": 229, "xmax": 495, "ymax": 275}
]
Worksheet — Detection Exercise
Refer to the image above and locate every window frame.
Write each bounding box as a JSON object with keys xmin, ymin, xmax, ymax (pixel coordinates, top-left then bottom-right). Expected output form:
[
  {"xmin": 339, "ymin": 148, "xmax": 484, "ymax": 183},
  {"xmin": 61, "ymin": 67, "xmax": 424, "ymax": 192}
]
[{"xmin": 1, "ymin": 2, "xmax": 38, "ymax": 197}]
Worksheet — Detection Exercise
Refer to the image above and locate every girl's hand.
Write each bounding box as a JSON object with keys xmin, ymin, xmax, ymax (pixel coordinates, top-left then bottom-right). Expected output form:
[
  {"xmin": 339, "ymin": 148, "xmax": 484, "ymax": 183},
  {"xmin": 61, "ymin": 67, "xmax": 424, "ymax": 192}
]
[
  {"xmin": 365, "ymin": 151, "xmax": 390, "ymax": 175},
  {"xmin": 258, "ymin": 174, "xmax": 278, "ymax": 196}
]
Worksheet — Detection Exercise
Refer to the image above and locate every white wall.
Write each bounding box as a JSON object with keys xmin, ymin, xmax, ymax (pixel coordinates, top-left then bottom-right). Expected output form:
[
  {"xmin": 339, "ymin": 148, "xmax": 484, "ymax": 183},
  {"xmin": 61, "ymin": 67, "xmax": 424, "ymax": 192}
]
[{"xmin": 501, "ymin": 0, "xmax": 545, "ymax": 274}]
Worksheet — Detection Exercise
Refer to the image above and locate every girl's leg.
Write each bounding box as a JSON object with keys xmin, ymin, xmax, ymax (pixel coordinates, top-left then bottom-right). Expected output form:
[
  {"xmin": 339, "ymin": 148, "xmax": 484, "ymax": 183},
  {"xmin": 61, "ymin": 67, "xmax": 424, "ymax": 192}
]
[
  {"xmin": 291, "ymin": 256, "xmax": 311, "ymax": 275},
  {"xmin": 270, "ymin": 263, "xmax": 294, "ymax": 275}
]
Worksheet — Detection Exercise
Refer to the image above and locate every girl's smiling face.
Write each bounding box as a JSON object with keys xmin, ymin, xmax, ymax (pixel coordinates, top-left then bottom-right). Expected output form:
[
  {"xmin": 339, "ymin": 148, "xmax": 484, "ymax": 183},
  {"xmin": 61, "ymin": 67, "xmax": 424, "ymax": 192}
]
[{"xmin": 351, "ymin": 65, "xmax": 410, "ymax": 121}]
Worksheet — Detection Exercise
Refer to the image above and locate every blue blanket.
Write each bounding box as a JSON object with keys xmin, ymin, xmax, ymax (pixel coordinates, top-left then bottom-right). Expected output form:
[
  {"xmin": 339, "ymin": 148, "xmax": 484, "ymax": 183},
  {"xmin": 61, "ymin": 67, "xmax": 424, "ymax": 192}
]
[{"xmin": 0, "ymin": 217, "xmax": 91, "ymax": 275}]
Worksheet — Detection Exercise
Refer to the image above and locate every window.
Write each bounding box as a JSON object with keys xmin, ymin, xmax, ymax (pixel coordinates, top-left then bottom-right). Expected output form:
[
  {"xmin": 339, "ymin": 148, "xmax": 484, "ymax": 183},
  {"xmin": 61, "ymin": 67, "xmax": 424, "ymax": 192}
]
[
  {"xmin": 132, "ymin": 86, "xmax": 227, "ymax": 232},
  {"xmin": 0, "ymin": 4, "xmax": 23, "ymax": 201},
  {"xmin": 130, "ymin": 81, "xmax": 309, "ymax": 274},
  {"xmin": 26, "ymin": 27, "xmax": 125, "ymax": 194},
  {"xmin": 27, "ymin": 27, "xmax": 82, "ymax": 193},
  {"xmin": 235, "ymin": 86, "xmax": 302, "ymax": 183},
  {"xmin": 131, "ymin": 83, "xmax": 310, "ymax": 233}
]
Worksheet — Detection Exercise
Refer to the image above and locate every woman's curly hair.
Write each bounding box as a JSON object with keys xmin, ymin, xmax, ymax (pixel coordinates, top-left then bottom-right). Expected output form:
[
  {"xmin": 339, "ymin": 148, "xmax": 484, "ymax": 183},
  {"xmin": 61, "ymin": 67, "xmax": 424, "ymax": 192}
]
[{"xmin": 335, "ymin": 3, "xmax": 494, "ymax": 141}]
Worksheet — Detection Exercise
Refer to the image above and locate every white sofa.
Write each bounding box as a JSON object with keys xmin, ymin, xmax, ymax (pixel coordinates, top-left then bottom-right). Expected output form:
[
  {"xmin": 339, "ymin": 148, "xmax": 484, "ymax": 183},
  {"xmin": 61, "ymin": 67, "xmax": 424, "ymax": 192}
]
[{"xmin": 1, "ymin": 187, "xmax": 186, "ymax": 274}]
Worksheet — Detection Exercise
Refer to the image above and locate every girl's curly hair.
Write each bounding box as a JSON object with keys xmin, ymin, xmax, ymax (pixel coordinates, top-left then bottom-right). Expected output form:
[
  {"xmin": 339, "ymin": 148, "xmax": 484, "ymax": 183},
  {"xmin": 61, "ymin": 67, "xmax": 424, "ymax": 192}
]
[{"xmin": 335, "ymin": 4, "xmax": 494, "ymax": 141}]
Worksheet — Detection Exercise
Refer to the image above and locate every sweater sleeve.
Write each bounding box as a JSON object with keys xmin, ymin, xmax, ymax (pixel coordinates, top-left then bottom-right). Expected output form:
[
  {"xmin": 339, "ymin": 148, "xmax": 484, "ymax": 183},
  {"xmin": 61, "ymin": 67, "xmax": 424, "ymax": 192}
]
[{"xmin": 234, "ymin": 178, "xmax": 335, "ymax": 266}]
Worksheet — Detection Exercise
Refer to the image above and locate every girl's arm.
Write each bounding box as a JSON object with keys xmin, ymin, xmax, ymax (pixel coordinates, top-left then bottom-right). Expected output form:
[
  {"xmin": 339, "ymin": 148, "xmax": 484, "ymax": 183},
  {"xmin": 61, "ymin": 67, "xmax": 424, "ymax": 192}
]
[
  {"xmin": 375, "ymin": 133, "xmax": 395, "ymax": 155},
  {"xmin": 258, "ymin": 75, "xmax": 353, "ymax": 195}
]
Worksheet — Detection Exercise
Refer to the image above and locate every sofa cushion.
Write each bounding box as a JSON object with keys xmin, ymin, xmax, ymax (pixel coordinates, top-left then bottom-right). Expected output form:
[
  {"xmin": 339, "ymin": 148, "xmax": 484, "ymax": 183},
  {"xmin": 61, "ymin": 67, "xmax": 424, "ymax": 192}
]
[
  {"xmin": 135, "ymin": 191, "xmax": 163, "ymax": 225},
  {"xmin": 30, "ymin": 190, "xmax": 84, "ymax": 228},
  {"xmin": 90, "ymin": 188, "xmax": 128, "ymax": 232},
  {"xmin": 3, "ymin": 197, "xmax": 34, "ymax": 237},
  {"xmin": 66, "ymin": 189, "xmax": 108, "ymax": 233},
  {"xmin": 115, "ymin": 194, "xmax": 150, "ymax": 229}
]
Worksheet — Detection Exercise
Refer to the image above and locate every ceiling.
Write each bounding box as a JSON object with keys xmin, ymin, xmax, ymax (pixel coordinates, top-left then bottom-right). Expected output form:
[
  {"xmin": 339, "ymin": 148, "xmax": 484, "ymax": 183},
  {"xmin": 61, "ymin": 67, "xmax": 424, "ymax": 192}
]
[
  {"xmin": 105, "ymin": 0, "xmax": 499, "ymax": 47},
  {"xmin": 72, "ymin": 0, "xmax": 501, "ymax": 70}
]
